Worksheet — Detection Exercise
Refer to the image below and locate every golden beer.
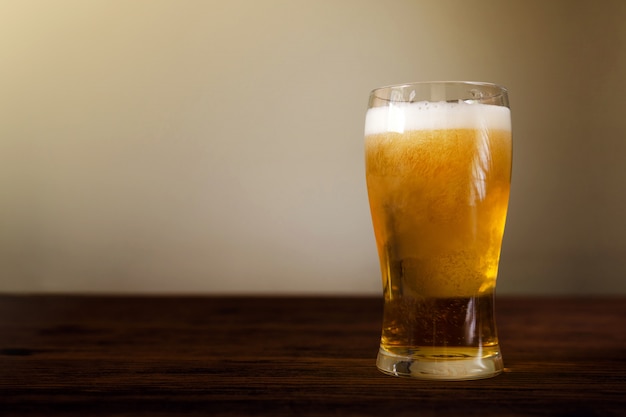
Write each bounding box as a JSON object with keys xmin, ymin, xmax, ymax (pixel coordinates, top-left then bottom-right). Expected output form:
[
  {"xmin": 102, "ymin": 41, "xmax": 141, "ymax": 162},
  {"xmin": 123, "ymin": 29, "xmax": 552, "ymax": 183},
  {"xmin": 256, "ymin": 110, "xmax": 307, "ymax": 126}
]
[{"xmin": 365, "ymin": 87, "xmax": 512, "ymax": 380}]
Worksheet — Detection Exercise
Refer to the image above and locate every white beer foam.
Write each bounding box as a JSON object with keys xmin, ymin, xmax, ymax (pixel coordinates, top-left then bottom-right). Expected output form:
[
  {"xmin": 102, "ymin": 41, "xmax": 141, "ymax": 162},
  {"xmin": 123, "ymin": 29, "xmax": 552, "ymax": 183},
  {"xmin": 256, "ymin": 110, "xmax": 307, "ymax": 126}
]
[{"xmin": 364, "ymin": 101, "xmax": 511, "ymax": 136}]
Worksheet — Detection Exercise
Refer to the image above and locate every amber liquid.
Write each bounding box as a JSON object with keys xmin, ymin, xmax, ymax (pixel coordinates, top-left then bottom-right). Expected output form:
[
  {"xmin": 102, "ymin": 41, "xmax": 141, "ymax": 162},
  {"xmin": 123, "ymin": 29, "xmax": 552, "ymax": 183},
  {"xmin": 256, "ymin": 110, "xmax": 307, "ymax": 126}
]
[
  {"xmin": 380, "ymin": 294, "xmax": 498, "ymax": 358},
  {"xmin": 365, "ymin": 128, "xmax": 511, "ymax": 368}
]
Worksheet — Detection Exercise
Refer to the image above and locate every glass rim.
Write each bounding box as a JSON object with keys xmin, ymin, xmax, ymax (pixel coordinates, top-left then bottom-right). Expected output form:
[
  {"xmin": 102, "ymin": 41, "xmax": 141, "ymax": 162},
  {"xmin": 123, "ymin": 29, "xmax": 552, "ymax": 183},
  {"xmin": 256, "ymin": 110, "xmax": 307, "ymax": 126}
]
[{"xmin": 369, "ymin": 81, "xmax": 508, "ymax": 103}]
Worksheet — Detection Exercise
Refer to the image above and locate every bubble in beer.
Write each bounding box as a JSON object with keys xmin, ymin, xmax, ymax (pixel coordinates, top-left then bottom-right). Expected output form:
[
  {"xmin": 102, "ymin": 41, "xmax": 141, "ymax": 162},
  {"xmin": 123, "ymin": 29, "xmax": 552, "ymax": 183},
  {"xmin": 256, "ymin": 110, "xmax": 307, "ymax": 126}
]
[{"xmin": 469, "ymin": 89, "xmax": 484, "ymax": 99}]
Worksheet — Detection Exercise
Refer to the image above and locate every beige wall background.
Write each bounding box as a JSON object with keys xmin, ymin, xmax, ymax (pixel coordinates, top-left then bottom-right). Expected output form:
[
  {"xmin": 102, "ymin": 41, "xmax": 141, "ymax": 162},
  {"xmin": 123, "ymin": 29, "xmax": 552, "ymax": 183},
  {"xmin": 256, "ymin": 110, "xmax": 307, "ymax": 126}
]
[{"xmin": 1, "ymin": 0, "xmax": 625, "ymax": 295}]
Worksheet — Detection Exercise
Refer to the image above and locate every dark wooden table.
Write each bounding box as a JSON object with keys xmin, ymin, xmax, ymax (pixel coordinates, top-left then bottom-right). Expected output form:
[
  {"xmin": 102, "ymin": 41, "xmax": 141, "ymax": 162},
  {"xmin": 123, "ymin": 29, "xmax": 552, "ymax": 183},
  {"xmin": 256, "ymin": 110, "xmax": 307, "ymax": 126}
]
[{"xmin": 1, "ymin": 295, "xmax": 625, "ymax": 416}]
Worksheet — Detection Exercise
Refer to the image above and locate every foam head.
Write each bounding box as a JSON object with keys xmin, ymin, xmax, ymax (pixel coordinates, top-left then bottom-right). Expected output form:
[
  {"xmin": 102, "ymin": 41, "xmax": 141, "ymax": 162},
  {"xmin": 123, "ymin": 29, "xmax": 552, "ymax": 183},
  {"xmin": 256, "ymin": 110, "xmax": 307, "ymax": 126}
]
[{"xmin": 365, "ymin": 101, "xmax": 511, "ymax": 136}]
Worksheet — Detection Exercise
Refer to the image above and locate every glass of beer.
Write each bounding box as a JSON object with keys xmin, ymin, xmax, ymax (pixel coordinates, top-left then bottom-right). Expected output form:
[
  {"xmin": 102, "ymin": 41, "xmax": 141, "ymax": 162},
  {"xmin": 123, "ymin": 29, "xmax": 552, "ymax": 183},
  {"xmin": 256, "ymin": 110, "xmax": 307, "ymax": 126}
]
[{"xmin": 364, "ymin": 81, "xmax": 512, "ymax": 380}]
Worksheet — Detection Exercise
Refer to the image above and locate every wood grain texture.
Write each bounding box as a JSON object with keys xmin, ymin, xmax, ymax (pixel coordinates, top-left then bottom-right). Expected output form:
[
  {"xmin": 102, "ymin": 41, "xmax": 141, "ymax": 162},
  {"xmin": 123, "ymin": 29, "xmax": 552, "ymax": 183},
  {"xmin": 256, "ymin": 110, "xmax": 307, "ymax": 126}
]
[{"xmin": 1, "ymin": 296, "xmax": 625, "ymax": 416}]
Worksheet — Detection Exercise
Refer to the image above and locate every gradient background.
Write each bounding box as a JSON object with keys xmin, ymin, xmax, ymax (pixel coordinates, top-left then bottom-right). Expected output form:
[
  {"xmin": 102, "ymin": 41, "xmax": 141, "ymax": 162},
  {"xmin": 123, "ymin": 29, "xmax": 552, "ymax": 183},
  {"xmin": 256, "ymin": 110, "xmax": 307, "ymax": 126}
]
[{"xmin": 2, "ymin": 0, "xmax": 625, "ymax": 295}]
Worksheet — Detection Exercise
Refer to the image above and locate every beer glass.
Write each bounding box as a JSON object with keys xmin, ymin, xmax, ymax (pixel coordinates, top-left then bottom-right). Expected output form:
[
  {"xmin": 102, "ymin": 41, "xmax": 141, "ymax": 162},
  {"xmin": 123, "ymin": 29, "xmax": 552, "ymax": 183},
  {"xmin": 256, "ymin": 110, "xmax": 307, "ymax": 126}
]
[{"xmin": 364, "ymin": 81, "xmax": 512, "ymax": 380}]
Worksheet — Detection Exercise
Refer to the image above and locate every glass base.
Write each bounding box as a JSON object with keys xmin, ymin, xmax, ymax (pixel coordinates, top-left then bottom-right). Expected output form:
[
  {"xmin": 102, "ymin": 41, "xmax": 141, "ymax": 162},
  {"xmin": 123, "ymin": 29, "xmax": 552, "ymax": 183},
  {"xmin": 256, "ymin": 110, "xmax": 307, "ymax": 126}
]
[{"xmin": 376, "ymin": 346, "xmax": 503, "ymax": 380}]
